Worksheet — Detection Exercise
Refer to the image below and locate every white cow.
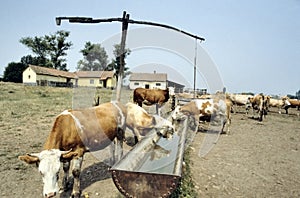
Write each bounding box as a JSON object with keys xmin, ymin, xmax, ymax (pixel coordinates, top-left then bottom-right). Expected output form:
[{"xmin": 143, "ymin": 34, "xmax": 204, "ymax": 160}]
[
  {"xmin": 172, "ymin": 98, "xmax": 231, "ymax": 134},
  {"xmin": 125, "ymin": 102, "xmax": 174, "ymax": 143},
  {"xmin": 227, "ymin": 93, "xmax": 253, "ymax": 114}
]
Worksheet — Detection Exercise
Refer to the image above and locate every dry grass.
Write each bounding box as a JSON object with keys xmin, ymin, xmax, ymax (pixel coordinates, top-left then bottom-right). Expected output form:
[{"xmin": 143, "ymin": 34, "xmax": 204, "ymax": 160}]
[{"xmin": 0, "ymin": 82, "xmax": 196, "ymax": 197}]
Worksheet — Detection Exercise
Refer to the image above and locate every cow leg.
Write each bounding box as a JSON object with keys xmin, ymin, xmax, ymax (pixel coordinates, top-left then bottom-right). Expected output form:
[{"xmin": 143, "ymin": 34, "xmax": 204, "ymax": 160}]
[
  {"xmin": 111, "ymin": 128, "xmax": 124, "ymax": 164},
  {"xmin": 71, "ymin": 156, "xmax": 83, "ymax": 198},
  {"xmin": 110, "ymin": 143, "xmax": 123, "ymax": 165},
  {"xmin": 258, "ymin": 109, "xmax": 263, "ymax": 121},
  {"xmin": 245, "ymin": 104, "xmax": 251, "ymax": 114},
  {"xmin": 156, "ymin": 104, "xmax": 160, "ymax": 116},
  {"xmin": 62, "ymin": 161, "xmax": 71, "ymax": 192},
  {"xmin": 251, "ymin": 106, "xmax": 255, "ymax": 118},
  {"xmin": 133, "ymin": 128, "xmax": 142, "ymax": 144}
]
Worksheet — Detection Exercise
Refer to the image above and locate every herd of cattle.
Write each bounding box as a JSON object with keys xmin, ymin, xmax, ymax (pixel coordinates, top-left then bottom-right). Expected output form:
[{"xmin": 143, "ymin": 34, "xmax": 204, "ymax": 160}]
[{"xmin": 18, "ymin": 87, "xmax": 300, "ymax": 198}]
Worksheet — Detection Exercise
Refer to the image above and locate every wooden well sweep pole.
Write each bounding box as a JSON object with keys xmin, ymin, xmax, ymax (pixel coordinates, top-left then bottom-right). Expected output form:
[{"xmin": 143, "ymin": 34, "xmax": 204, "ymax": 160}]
[{"xmin": 116, "ymin": 11, "xmax": 129, "ymax": 102}]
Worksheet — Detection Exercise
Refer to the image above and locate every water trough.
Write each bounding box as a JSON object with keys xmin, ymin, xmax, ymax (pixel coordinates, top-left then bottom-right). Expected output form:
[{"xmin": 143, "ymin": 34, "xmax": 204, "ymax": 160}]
[{"xmin": 110, "ymin": 117, "xmax": 188, "ymax": 198}]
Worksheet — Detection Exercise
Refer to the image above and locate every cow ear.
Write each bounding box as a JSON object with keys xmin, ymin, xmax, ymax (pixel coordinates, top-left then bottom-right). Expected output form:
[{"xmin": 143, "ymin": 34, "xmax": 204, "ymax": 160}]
[
  {"xmin": 60, "ymin": 150, "xmax": 78, "ymax": 161},
  {"xmin": 18, "ymin": 154, "xmax": 40, "ymax": 164}
]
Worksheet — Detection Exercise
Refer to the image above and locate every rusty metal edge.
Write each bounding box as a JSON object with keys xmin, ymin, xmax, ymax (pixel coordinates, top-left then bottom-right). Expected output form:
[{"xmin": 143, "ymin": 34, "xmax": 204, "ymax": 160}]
[{"xmin": 110, "ymin": 169, "xmax": 180, "ymax": 198}]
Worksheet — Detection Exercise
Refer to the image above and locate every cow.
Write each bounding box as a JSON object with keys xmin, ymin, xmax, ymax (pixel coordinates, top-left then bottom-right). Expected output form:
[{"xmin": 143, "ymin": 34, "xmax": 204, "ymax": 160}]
[
  {"xmin": 268, "ymin": 97, "xmax": 284, "ymax": 114},
  {"xmin": 248, "ymin": 94, "xmax": 268, "ymax": 121},
  {"xmin": 282, "ymin": 96, "xmax": 300, "ymax": 114},
  {"xmin": 133, "ymin": 87, "xmax": 170, "ymax": 116},
  {"xmin": 172, "ymin": 97, "xmax": 232, "ymax": 134},
  {"xmin": 227, "ymin": 93, "xmax": 253, "ymax": 114},
  {"xmin": 18, "ymin": 101, "xmax": 127, "ymax": 198},
  {"xmin": 125, "ymin": 102, "xmax": 174, "ymax": 143}
]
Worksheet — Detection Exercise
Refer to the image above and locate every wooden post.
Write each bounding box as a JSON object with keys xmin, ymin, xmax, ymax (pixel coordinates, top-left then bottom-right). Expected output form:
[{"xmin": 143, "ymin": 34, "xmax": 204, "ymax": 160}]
[
  {"xmin": 116, "ymin": 11, "xmax": 129, "ymax": 102},
  {"xmin": 193, "ymin": 38, "xmax": 197, "ymax": 98}
]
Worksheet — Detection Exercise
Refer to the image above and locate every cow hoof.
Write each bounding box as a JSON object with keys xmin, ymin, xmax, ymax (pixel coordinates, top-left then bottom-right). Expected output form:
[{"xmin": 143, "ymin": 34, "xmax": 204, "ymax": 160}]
[{"xmin": 71, "ymin": 192, "xmax": 81, "ymax": 198}]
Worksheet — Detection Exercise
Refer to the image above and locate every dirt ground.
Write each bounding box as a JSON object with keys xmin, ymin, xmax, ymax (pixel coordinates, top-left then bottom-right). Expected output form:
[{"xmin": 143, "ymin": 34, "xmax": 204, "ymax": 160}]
[{"xmin": 1, "ymin": 83, "xmax": 300, "ymax": 198}]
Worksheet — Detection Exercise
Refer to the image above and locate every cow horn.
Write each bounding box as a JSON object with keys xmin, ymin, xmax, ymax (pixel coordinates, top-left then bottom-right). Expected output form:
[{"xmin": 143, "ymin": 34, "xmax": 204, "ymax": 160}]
[
  {"xmin": 60, "ymin": 149, "xmax": 78, "ymax": 160},
  {"xmin": 18, "ymin": 154, "xmax": 40, "ymax": 164},
  {"xmin": 27, "ymin": 152, "xmax": 40, "ymax": 158},
  {"xmin": 60, "ymin": 149, "xmax": 72, "ymax": 155}
]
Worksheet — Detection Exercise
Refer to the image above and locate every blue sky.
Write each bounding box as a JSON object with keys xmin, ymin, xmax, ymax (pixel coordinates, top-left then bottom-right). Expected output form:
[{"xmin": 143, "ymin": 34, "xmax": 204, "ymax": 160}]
[{"xmin": 0, "ymin": 0, "xmax": 299, "ymax": 95}]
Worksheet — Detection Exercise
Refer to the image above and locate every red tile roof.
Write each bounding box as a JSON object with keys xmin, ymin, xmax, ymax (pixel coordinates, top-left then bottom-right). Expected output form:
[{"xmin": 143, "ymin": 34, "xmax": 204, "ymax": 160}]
[
  {"xmin": 28, "ymin": 65, "xmax": 76, "ymax": 78},
  {"xmin": 28, "ymin": 65, "xmax": 115, "ymax": 80}
]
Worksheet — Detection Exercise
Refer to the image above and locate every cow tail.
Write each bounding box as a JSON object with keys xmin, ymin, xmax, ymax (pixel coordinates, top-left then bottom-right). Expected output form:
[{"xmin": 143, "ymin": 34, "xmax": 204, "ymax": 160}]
[{"xmin": 133, "ymin": 89, "xmax": 137, "ymax": 103}]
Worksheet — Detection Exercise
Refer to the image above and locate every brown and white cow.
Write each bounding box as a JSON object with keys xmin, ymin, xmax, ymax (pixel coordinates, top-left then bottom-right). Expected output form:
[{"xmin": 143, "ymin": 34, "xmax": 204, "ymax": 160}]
[
  {"xmin": 227, "ymin": 93, "xmax": 253, "ymax": 114},
  {"xmin": 133, "ymin": 87, "xmax": 170, "ymax": 116},
  {"xmin": 282, "ymin": 96, "xmax": 300, "ymax": 114},
  {"xmin": 19, "ymin": 101, "xmax": 127, "ymax": 198},
  {"xmin": 268, "ymin": 97, "xmax": 284, "ymax": 114},
  {"xmin": 248, "ymin": 94, "xmax": 268, "ymax": 121},
  {"xmin": 172, "ymin": 97, "xmax": 232, "ymax": 134},
  {"xmin": 126, "ymin": 102, "xmax": 174, "ymax": 143}
]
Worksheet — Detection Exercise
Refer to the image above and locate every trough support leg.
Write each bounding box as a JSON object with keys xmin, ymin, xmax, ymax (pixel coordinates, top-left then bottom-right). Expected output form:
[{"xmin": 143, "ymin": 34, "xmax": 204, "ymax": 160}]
[{"xmin": 71, "ymin": 156, "xmax": 83, "ymax": 198}]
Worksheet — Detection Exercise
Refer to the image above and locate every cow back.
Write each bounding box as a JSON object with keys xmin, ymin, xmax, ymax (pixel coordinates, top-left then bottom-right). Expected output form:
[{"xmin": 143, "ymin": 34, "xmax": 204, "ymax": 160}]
[
  {"xmin": 133, "ymin": 88, "xmax": 169, "ymax": 106},
  {"xmin": 44, "ymin": 102, "xmax": 126, "ymax": 152}
]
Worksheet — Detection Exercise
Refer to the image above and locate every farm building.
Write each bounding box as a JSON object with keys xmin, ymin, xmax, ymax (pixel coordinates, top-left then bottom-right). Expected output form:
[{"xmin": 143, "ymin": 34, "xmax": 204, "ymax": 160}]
[
  {"xmin": 129, "ymin": 72, "xmax": 185, "ymax": 92},
  {"xmin": 167, "ymin": 80, "xmax": 185, "ymax": 93},
  {"xmin": 22, "ymin": 65, "xmax": 76, "ymax": 87},
  {"xmin": 75, "ymin": 70, "xmax": 116, "ymax": 88},
  {"xmin": 22, "ymin": 65, "xmax": 117, "ymax": 88},
  {"xmin": 129, "ymin": 72, "xmax": 168, "ymax": 90}
]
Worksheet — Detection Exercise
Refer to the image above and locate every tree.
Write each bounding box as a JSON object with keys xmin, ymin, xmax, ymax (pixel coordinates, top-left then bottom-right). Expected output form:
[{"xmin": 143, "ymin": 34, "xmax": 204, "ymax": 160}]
[
  {"xmin": 20, "ymin": 36, "xmax": 48, "ymax": 66},
  {"xmin": 296, "ymin": 90, "xmax": 300, "ymax": 100},
  {"xmin": 20, "ymin": 30, "xmax": 72, "ymax": 70},
  {"xmin": 20, "ymin": 55, "xmax": 43, "ymax": 66},
  {"xmin": 45, "ymin": 31, "xmax": 72, "ymax": 71},
  {"xmin": 106, "ymin": 44, "xmax": 131, "ymax": 80},
  {"xmin": 3, "ymin": 62, "xmax": 27, "ymax": 83},
  {"xmin": 77, "ymin": 42, "xmax": 108, "ymax": 71}
]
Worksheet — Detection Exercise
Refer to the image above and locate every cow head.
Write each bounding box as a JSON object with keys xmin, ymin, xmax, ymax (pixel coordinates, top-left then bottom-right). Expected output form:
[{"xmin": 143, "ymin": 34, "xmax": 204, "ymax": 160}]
[
  {"xmin": 171, "ymin": 106, "xmax": 183, "ymax": 121},
  {"xmin": 19, "ymin": 149, "xmax": 75, "ymax": 198}
]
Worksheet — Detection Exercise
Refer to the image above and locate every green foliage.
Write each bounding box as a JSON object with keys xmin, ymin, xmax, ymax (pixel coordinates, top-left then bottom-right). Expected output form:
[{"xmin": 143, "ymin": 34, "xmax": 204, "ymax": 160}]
[
  {"xmin": 77, "ymin": 42, "xmax": 108, "ymax": 71},
  {"xmin": 19, "ymin": 30, "xmax": 72, "ymax": 70},
  {"xmin": 20, "ymin": 55, "xmax": 45, "ymax": 66},
  {"xmin": 240, "ymin": 92, "xmax": 254, "ymax": 96},
  {"xmin": 296, "ymin": 90, "xmax": 300, "ymax": 100},
  {"xmin": 107, "ymin": 44, "xmax": 131, "ymax": 80},
  {"xmin": 3, "ymin": 62, "xmax": 27, "ymax": 83},
  {"xmin": 45, "ymin": 30, "xmax": 73, "ymax": 70},
  {"xmin": 287, "ymin": 94, "xmax": 297, "ymax": 99}
]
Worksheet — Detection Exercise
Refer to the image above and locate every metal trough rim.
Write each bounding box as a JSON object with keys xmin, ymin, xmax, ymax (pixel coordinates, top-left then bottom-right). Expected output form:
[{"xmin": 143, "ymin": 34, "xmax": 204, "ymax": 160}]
[{"xmin": 110, "ymin": 117, "xmax": 188, "ymax": 198}]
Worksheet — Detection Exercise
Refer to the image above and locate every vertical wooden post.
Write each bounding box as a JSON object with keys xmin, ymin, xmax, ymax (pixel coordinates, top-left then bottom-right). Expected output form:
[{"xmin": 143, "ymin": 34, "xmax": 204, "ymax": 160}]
[
  {"xmin": 116, "ymin": 11, "xmax": 129, "ymax": 102},
  {"xmin": 193, "ymin": 38, "xmax": 197, "ymax": 98}
]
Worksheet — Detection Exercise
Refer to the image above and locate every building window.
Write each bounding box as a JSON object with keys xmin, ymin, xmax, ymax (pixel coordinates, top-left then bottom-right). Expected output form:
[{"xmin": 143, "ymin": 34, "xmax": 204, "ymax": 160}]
[
  {"xmin": 90, "ymin": 79, "xmax": 94, "ymax": 84},
  {"xmin": 134, "ymin": 82, "xmax": 139, "ymax": 86},
  {"xmin": 156, "ymin": 83, "xmax": 161, "ymax": 86},
  {"xmin": 99, "ymin": 80, "xmax": 102, "ymax": 84},
  {"xmin": 28, "ymin": 75, "xmax": 31, "ymax": 79}
]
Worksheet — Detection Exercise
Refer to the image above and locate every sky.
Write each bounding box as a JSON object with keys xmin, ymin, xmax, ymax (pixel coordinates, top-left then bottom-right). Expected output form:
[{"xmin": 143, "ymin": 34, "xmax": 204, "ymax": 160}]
[{"xmin": 0, "ymin": 0, "xmax": 299, "ymax": 96}]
